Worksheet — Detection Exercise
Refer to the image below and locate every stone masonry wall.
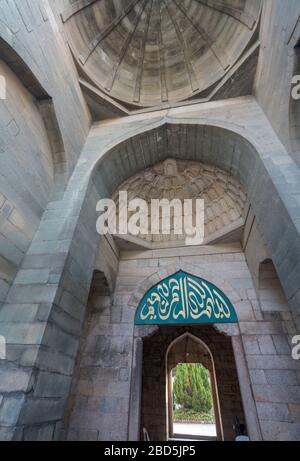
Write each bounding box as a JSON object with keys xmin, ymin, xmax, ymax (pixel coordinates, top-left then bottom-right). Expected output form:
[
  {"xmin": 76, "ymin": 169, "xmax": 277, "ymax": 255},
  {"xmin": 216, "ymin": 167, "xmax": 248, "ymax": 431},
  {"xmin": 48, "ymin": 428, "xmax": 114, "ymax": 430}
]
[
  {"xmin": 0, "ymin": 0, "xmax": 91, "ymax": 306},
  {"xmin": 63, "ymin": 268, "xmax": 134, "ymax": 441},
  {"xmin": 0, "ymin": 1, "xmax": 299, "ymax": 443},
  {"xmin": 0, "ymin": 58, "xmax": 54, "ymax": 308},
  {"xmin": 0, "ymin": 1, "xmax": 91, "ymax": 439},
  {"xmin": 244, "ymin": 215, "xmax": 300, "ymax": 440},
  {"xmin": 255, "ymin": 0, "xmax": 300, "ymax": 163},
  {"xmin": 64, "ymin": 243, "xmax": 300, "ymax": 441}
]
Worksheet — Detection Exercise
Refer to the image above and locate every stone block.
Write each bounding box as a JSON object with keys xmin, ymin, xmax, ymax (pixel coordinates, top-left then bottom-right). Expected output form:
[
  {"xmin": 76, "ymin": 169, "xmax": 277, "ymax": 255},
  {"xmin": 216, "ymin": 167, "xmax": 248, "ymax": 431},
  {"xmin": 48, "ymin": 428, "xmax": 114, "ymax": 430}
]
[
  {"xmin": 0, "ymin": 396, "xmax": 25, "ymax": 426},
  {"xmin": 76, "ymin": 430, "xmax": 98, "ymax": 441},
  {"xmin": 0, "ymin": 279, "xmax": 10, "ymax": 303},
  {"xmin": 272, "ymin": 335, "xmax": 291, "ymax": 355},
  {"xmin": 97, "ymin": 430, "xmax": 127, "ymax": 441},
  {"xmin": 247, "ymin": 355, "xmax": 300, "ymax": 371},
  {"xmin": 43, "ymin": 324, "xmax": 79, "ymax": 357},
  {"xmin": 240, "ymin": 321, "xmax": 284, "ymax": 335},
  {"xmin": 0, "ymin": 322, "xmax": 45, "ymax": 345},
  {"xmin": 288, "ymin": 404, "xmax": 300, "ymax": 423},
  {"xmin": 119, "ymin": 367, "xmax": 130, "ymax": 382},
  {"xmin": 14, "ymin": 269, "xmax": 50, "ymax": 285},
  {"xmin": 0, "ymin": 255, "xmax": 17, "ymax": 284},
  {"xmin": 121, "ymin": 306, "xmax": 135, "ymax": 324},
  {"xmin": 252, "ymin": 384, "xmax": 300, "ymax": 404},
  {"xmin": 249, "ymin": 369, "xmax": 267, "ymax": 385},
  {"xmin": 36, "ymin": 303, "xmax": 52, "ymax": 322},
  {"xmin": 257, "ymin": 402, "xmax": 292, "ymax": 422},
  {"xmin": 23, "ymin": 424, "xmax": 55, "ymax": 441},
  {"xmin": 98, "ymin": 396, "xmax": 128, "ymax": 414},
  {"xmin": 77, "ymin": 380, "xmax": 93, "ymax": 397},
  {"xmin": 18, "ymin": 397, "xmax": 66, "ymax": 425},
  {"xmin": 260, "ymin": 421, "xmax": 300, "ymax": 441},
  {"xmin": 49, "ymin": 307, "xmax": 82, "ymax": 337},
  {"xmin": 54, "ymin": 421, "xmax": 63, "ymax": 441},
  {"xmin": 0, "ymin": 304, "xmax": 39, "ymax": 323},
  {"xmin": 0, "ymin": 427, "xmax": 15, "ymax": 441},
  {"xmin": 0, "ymin": 367, "xmax": 31, "ymax": 393},
  {"xmin": 21, "ymin": 348, "xmax": 72, "ymax": 375},
  {"xmin": 34, "ymin": 372, "xmax": 72, "ymax": 398},
  {"xmin": 257, "ymin": 335, "xmax": 276, "ymax": 355},
  {"xmin": 111, "ymin": 305, "xmax": 122, "ymax": 324},
  {"xmin": 59, "ymin": 290, "xmax": 86, "ymax": 322},
  {"xmin": 234, "ymin": 301, "xmax": 255, "ymax": 321},
  {"xmin": 229, "ymin": 278, "xmax": 254, "ymax": 289},
  {"xmin": 6, "ymin": 284, "xmax": 57, "ymax": 304},
  {"xmin": 283, "ymin": 320, "xmax": 298, "ymax": 335},
  {"xmin": 242, "ymin": 335, "xmax": 260, "ymax": 355},
  {"xmin": 265, "ymin": 370, "xmax": 298, "ymax": 386}
]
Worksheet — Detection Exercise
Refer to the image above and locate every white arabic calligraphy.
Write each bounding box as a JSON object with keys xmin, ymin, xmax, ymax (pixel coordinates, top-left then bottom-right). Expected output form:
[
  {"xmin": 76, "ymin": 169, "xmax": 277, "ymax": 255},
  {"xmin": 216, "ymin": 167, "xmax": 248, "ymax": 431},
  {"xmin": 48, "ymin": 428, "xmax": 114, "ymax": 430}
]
[{"xmin": 139, "ymin": 275, "xmax": 232, "ymax": 322}]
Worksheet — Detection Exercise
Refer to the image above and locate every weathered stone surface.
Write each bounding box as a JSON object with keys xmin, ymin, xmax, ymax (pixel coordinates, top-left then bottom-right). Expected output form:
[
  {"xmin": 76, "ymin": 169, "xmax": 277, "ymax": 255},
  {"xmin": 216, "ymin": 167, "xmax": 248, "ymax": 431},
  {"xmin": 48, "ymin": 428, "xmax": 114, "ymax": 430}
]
[
  {"xmin": 265, "ymin": 370, "xmax": 298, "ymax": 386},
  {"xmin": 260, "ymin": 421, "xmax": 300, "ymax": 442},
  {"xmin": 34, "ymin": 372, "xmax": 72, "ymax": 398},
  {"xmin": 252, "ymin": 385, "xmax": 300, "ymax": 404},
  {"xmin": 289, "ymin": 404, "xmax": 300, "ymax": 423},
  {"xmin": 23, "ymin": 424, "xmax": 55, "ymax": 442},
  {"xmin": 247, "ymin": 355, "xmax": 300, "ymax": 371},
  {"xmin": 0, "ymin": 396, "xmax": 24, "ymax": 426},
  {"xmin": 0, "ymin": 368, "xmax": 32, "ymax": 393},
  {"xmin": 272, "ymin": 335, "xmax": 291, "ymax": 355},
  {"xmin": 249, "ymin": 369, "xmax": 267, "ymax": 386},
  {"xmin": 243, "ymin": 336, "xmax": 260, "ymax": 355},
  {"xmin": 18, "ymin": 398, "xmax": 66, "ymax": 425},
  {"xmin": 256, "ymin": 402, "xmax": 292, "ymax": 422},
  {"xmin": 0, "ymin": 0, "xmax": 299, "ymax": 444},
  {"xmin": 0, "ymin": 0, "xmax": 90, "ymax": 309},
  {"xmin": 257, "ymin": 336, "xmax": 277, "ymax": 355}
]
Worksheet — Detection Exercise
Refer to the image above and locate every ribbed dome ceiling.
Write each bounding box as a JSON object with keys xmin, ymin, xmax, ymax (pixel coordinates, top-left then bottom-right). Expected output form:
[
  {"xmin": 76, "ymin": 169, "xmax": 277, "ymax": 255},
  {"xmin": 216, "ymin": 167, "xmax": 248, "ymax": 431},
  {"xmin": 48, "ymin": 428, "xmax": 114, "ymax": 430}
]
[{"xmin": 62, "ymin": 0, "xmax": 261, "ymax": 107}]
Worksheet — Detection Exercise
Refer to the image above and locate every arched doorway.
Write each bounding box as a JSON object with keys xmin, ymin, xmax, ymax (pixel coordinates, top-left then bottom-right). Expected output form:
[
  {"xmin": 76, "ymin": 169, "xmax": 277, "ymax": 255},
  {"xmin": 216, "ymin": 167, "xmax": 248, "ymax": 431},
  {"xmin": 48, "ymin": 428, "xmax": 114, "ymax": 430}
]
[
  {"xmin": 140, "ymin": 325, "xmax": 246, "ymax": 441},
  {"xmin": 166, "ymin": 333, "xmax": 222, "ymax": 441},
  {"xmin": 135, "ymin": 270, "xmax": 246, "ymax": 441}
]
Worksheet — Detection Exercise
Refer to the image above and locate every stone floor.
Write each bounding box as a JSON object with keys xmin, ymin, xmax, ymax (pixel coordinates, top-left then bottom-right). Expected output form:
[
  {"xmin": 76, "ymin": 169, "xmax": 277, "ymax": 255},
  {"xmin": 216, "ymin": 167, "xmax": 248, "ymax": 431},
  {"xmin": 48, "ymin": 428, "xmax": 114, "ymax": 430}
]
[{"xmin": 173, "ymin": 423, "xmax": 217, "ymax": 438}]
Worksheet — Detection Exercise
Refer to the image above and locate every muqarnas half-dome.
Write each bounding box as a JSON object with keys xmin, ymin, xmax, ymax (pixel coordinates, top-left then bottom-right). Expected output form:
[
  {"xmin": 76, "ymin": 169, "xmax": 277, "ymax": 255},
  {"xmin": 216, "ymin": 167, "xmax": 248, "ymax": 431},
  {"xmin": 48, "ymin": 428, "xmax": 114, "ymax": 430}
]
[{"xmin": 62, "ymin": 0, "xmax": 261, "ymax": 107}]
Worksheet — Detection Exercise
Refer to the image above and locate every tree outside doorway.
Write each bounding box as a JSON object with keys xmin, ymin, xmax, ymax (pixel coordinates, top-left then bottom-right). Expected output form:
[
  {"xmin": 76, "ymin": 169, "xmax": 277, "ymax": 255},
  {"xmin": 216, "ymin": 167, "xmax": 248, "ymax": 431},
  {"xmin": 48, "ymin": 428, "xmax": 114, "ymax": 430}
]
[{"xmin": 172, "ymin": 363, "xmax": 217, "ymax": 439}]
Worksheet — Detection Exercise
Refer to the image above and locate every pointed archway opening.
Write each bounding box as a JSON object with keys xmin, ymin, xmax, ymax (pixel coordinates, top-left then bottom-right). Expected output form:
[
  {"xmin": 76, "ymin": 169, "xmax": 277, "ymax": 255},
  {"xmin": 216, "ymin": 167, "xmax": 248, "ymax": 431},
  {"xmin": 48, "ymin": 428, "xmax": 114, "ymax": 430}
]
[
  {"xmin": 166, "ymin": 333, "xmax": 219, "ymax": 441},
  {"xmin": 139, "ymin": 325, "xmax": 247, "ymax": 441}
]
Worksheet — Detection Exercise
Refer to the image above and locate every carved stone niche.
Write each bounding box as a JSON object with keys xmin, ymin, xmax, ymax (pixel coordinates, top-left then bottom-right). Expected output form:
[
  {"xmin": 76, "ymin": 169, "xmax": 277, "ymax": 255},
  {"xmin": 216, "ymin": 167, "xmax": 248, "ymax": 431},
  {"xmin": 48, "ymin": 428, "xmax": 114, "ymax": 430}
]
[{"xmin": 112, "ymin": 158, "xmax": 247, "ymax": 247}]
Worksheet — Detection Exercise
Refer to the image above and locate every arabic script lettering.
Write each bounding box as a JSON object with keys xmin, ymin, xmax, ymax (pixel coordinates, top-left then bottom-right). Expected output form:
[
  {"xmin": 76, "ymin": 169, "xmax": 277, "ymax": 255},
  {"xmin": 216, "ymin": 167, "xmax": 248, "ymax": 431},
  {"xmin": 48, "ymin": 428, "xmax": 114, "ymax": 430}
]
[{"xmin": 139, "ymin": 275, "xmax": 232, "ymax": 322}]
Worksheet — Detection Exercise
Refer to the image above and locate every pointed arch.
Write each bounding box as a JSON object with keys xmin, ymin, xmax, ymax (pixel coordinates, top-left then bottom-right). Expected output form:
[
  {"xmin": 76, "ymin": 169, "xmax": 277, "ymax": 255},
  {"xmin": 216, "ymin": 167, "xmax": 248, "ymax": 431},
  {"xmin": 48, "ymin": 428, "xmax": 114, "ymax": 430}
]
[
  {"xmin": 165, "ymin": 332, "xmax": 223, "ymax": 440},
  {"xmin": 135, "ymin": 270, "xmax": 238, "ymax": 325}
]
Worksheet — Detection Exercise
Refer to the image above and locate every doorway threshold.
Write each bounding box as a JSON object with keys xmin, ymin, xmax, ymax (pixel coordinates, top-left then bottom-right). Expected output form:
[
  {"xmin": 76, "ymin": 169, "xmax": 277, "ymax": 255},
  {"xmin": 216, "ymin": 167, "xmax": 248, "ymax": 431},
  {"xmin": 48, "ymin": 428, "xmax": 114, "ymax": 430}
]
[{"xmin": 170, "ymin": 435, "xmax": 217, "ymax": 442}]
